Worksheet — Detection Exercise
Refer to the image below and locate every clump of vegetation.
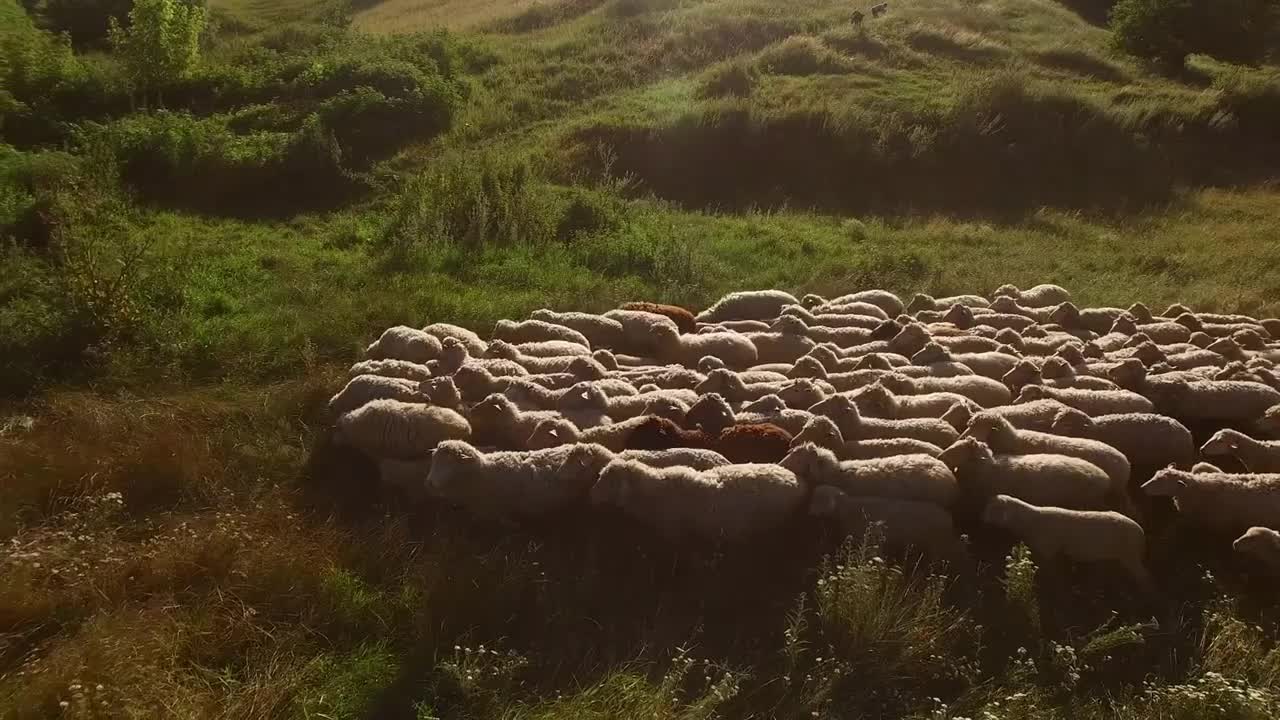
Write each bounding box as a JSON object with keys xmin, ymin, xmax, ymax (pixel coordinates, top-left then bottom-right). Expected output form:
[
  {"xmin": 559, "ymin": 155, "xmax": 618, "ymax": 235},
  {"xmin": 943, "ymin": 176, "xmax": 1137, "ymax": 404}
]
[
  {"xmin": 758, "ymin": 35, "xmax": 854, "ymax": 76},
  {"xmin": 1110, "ymin": 0, "xmax": 1278, "ymax": 69}
]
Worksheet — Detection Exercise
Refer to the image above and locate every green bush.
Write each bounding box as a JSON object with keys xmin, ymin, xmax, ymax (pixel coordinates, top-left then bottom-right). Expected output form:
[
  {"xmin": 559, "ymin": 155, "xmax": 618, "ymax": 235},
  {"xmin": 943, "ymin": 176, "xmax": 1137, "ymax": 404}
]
[
  {"xmin": 318, "ymin": 85, "xmax": 456, "ymax": 166},
  {"xmin": 1110, "ymin": 0, "xmax": 1278, "ymax": 68}
]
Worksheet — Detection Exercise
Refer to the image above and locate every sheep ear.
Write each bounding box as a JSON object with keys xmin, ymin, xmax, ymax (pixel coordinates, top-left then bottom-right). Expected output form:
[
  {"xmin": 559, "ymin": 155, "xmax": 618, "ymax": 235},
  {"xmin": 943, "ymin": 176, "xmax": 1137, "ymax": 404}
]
[{"xmin": 1177, "ymin": 479, "xmax": 1187, "ymax": 488}]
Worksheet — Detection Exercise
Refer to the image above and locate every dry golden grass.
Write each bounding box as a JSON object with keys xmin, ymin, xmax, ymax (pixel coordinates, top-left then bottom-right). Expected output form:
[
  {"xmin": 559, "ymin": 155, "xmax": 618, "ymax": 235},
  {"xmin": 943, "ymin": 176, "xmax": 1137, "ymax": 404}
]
[{"xmin": 353, "ymin": 0, "xmax": 539, "ymax": 32}]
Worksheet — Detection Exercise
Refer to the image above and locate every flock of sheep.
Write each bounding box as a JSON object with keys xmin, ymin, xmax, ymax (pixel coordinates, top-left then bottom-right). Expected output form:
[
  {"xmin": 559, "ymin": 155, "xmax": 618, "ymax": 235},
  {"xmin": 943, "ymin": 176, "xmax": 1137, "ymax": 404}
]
[{"xmin": 327, "ymin": 285, "xmax": 1280, "ymax": 588}]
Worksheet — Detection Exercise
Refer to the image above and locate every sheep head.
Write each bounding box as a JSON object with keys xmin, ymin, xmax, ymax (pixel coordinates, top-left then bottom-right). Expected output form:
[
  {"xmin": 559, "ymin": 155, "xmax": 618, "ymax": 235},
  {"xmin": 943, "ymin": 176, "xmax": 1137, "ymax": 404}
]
[
  {"xmin": 484, "ymin": 339, "xmax": 519, "ymax": 360},
  {"xmin": 559, "ymin": 382, "xmax": 608, "ymax": 412},
  {"xmin": 697, "ymin": 355, "xmax": 728, "ymax": 373},
  {"xmin": 870, "ymin": 318, "xmax": 906, "ymax": 341},
  {"xmin": 943, "ymin": 304, "xmax": 976, "ymax": 329},
  {"xmin": 854, "ymin": 354, "xmax": 894, "ymax": 371},
  {"xmin": 778, "ymin": 379, "xmax": 827, "ymax": 408},
  {"xmin": 792, "ymin": 416, "xmax": 844, "ymax": 452},
  {"xmin": 938, "ymin": 437, "xmax": 991, "ymax": 474},
  {"xmin": 772, "ymin": 314, "xmax": 811, "ymax": 337},
  {"xmin": 437, "ymin": 337, "xmax": 470, "ymax": 371},
  {"xmin": 742, "ymin": 394, "xmax": 786, "ymax": 414},
  {"xmin": 1110, "ymin": 314, "xmax": 1139, "ymax": 336},
  {"xmin": 590, "ymin": 460, "xmax": 645, "ymax": 507},
  {"xmin": 451, "ymin": 365, "xmax": 495, "ymax": 400},
  {"xmin": 850, "ymin": 382, "xmax": 896, "ymax": 418},
  {"xmin": 1188, "ymin": 331, "xmax": 1214, "ymax": 348},
  {"xmin": 906, "ymin": 293, "xmax": 937, "ymax": 314},
  {"xmin": 1001, "ymin": 360, "xmax": 1041, "ymax": 391},
  {"xmin": 1232, "ymin": 329, "xmax": 1267, "ymax": 351},
  {"xmin": 1140, "ymin": 467, "xmax": 1191, "ymax": 497},
  {"xmin": 941, "ymin": 401, "xmax": 974, "ymax": 432},
  {"xmin": 993, "ymin": 328, "xmax": 1024, "ymax": 349},
  {"xmin": 527, "ymin": 418, "xmax": 578, "ymax": 449},
  {"xmin": 1015, "ymin": 384, "xmax": 1051, "ymax": 403},
  {"xmin": 471, "ymin": 393, "xmax": 518, "ymax": 425},
  {"xmin": 1048, "ymin": 407, "xmax": 1092, "ymax": 436},
  {"xmin": 809, "ymin": 394, "xmax": 860, "ymax": 428},
  {"xmin": 1106, "ymin": 359, "xmax": 1147, "ymax": 390},
  {"xmin": 1174, "ymin": 313, "xmax": 1204, "ymax": 332},
  {"xmin": 685, "ymin": 393, "xmax": 735, "ymax": 434},
  {"xmin": 1164, "ymin": 303, "xmax": 1193, "ymax": 318},
  {"xmin": 1048, "ymin": 302, "xmax": 1081, "ymax": 328},
  {"xmin": 1233, "ymin": 527, "xmax": 1280, "ymax": 559},
  {"xmin": 788, "ymin": 355, "xmax": 829, "ymax": 379},
  {"xmin": 695, "ymin": 368, "xmax": 747, "ymax": 399},
  {"xmin": 1127, "ymin": 302, "xmax": 1155, "ymax": 323},
  {"xmin": 557, "ymin": 443, "xmax": 616, "ymax": 490},
  {"xmin": 420, "ymin": 377, "xmax": 462, "ymax": 408},
  {"xmin": 1207, "ymin": 337, "xmax": 1245, "ymax": 360},
  {"xmin": 575, "ymin": 355, "xmax": 610, "ymax": 378},
  {"xmin": 778, "ymin": 442, "xmax": 834, "ymax": 481},
  {"xmin": 426, "ymin": 441, "xmax": 482, "ymax": 494},
  {"xmin": 1055, "ymin": 343, "xmax": 1085, "ymax": 366},
  {"xmin": 780, "ymin": 304, "xmax": 814, "ymax": 322},
  {"xmin": 801, "ymin": 293, "xmax": 827, "ymax": 309},
  {"xmin": 645, "ymin": 396, "xmax": 690, "ymax": 423},
  {"xmin": 1200, "ymin": 429, "xmax": 1246, "ymax": 458},
  {"xmin": 911, "ymin": 342, "xmax": 951, "ymax": 366}
]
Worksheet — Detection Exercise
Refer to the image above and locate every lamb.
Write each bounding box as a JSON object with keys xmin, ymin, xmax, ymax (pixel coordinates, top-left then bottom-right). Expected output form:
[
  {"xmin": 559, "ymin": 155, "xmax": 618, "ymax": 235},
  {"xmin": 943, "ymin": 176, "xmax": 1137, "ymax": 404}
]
[
  {"xmin": 938, "ymin": 437, "xmax": 1110, "ymax": 510},
  {"xmin": 695, "ymin": 290, "xmax": 800, "ymax": 323},
  {"xmin": 791, "ymin": 416, "xmax": 943, "ymax": 459},
  {"xmin": 906, "ymin": 293, "xmax": 991, "ymax": 312},
  {"xmin": 700, "ymin": 320, "xmax": 772, "ymax": 333},
  {"xmin": 469, "ymin": 393, "xmax": 563, "ymax": 449},
  {"xmin": 989, "ymin": 295, "xmax": 1057, "ymax": 323},
  {"xmin": 744, "ymin": 317, "xmax": 817, "ymax": 364},
  {"xmin": 981, "ymin": 495, "xmax": 1151, "ymax": 587},
  {"xmin": 991, "ymin": 283, "xmax": 1072, "ymax": 308},
  {"xmin": 1200, "ymin": 429, "xmax": 1280, "ymax": 473},
  {"xmin": 1233, "ymin": 527, "xmax": 1280, "ymax": 576},
  {"xmin": 1141, "ymin": 468, "xmax": 1280, "ymax": 533},
  {"xmin": 493, "ymin": 319, "xmax": 591, "ymax": 348},
  {"xmin": 618, "ymin": 301, "xmax": 697, "ymax": 334},
  {"xmin": 1110, "ymin": 314, "xmax": 1191, "ymax": 345},
  {"xmin": 427, "ymin": 441, "xmax": 614, "ymax": 519},
  {"xmin": 336, "ymin": 399, "xmax": 470, "ymax": 460},
  {"xmin": 850, "ymin": 381, "xmax": 978, "ymax": 421},
  {"xmin": 944, "ymin": 304, "xmax": 1035, "ymax": 332},
  {"xmin": 962, "ymin": 412, "xmax": 1131, "ymax": 506},
  {"xmin": 348, "ymin": 358, "xmax": 434, "ymax": 383},
  {"xmin": 1143, "ymin": 377, "xmax": 1280, "ymax": 423},
  {"xmin": 788, "ymin": 356, "xmax": 907, "ymax": 392},
  {"xmin": 832, "ymin": 323, "xmax": 932, "ymax": 360},
  {"xmin": 546, "ymin": 382, "xmax": 613, "ymax": 430},
  {"xmin": 697, "ymin": 369, "xmax": 831, "ymax": 407},
  {"xmin": 946, "ymin": 347, "xmax": 1023, "ymax": 381},
  {"xmin": 329, "ymin": 374, "xmax": 427, "ymax": 417},
  {"xmin": 1016, "ymin": 384, "xmax": 1154, "ymax": 416},
  {"xmin": 366, "ymin": 326, "xmax": 443, "ymax": 363},
  {"xmin": 602, "ymin": 309, "xmax": 681, "ymax": 356},
  {"xmin": 1039, "ymin": 356, "xmax": 1120, "ymax": 390},
  {"xmin": 589, "ymin": 459, "xmax": 806, "ymax": 542},
  {"xmin": 421, "ymin": 322, "xmax": 487, "ymax": 356},
  {"xmin": 809, "ymin": 486, "xmax": 964, "ymax": 562},
  {"xmin": 419, "ymin": 376, "xmax": 465, "ymax": 411},
  {"xmin": 505, "ymin": 339, "xmax": 592, "ymax": 359},
  {"xmin": 530, "ymin": 309, "xmax": 625, "ymax": 348},
  {"xmin": 781, "ymin": 316, "xmax": 873, "ymax": 348},
  {"xmin": 1050, "ymin": 410, "xmax": 1196, "ymax": 469},
  {"xmin": 503, "ymin": 377, "xmax": 637, "ymax": 411},
  {"xmin": 781, "ymin": 443, "xmax": 958, "ymax": 506},
  {"xmin": 655, "ymin": 328, "xmax": 759, "ymax": 369},
  {"xmin": 810, "ymin": 395, "xmax": 958, "ymax": 448}
]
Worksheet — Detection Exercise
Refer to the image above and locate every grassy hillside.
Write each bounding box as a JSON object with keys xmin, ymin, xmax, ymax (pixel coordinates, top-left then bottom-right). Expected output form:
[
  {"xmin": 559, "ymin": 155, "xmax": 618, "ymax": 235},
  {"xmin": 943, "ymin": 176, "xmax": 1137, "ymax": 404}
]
[{"xmin": 3, "ymin": 0, "xmax": 1280, "ymax": 717}]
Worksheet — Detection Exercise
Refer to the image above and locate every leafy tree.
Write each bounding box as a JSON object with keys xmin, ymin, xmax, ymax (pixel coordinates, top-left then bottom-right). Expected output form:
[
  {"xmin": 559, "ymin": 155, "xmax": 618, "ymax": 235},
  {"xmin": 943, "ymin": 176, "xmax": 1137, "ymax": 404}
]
[
  {"xmin": 107, "ymin": 0, "xmax": 205, "ymax": 106},
  {"xmin": 1110, "ymin": 0, "xmax": 1278, "ymax": 69}
]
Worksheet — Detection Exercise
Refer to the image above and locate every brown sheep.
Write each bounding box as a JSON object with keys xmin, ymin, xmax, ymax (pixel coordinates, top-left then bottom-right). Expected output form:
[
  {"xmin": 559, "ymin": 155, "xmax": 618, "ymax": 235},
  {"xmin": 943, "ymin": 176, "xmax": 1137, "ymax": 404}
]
[
  {"xmin": 619, "ymin": 302, "xmax": 698, "ymax": 335},
  {"xmin": 715, "ymin": 423, "xmax": 794, "ymax": 464},
  {"xmin": 623, "ymin": 417, "xmax": 793, "ymax": 464}
]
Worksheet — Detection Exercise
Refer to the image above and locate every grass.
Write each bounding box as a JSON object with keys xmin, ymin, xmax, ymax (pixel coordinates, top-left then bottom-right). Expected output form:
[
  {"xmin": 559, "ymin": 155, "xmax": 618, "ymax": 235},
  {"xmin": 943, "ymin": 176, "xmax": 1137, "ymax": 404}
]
[{"xmin": 4, "ymin": 0, "xmax": 1280, "ymax": 716}]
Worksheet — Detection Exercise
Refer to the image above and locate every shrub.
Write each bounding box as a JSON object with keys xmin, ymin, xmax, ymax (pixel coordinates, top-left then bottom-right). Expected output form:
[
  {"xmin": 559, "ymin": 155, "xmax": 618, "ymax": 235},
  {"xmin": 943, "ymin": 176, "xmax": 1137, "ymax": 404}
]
[
  {"xmin": 699, "ymin": 59, "xmax": 759, "ymax": 98},
  {"xmin": 108, "ymin": 0, "xmax": 207, "ymax": 106},
  {"xmin": 1110, "ymin": 0, "xmax": 1278, "ymax": 68},
  {"xmin": 317, "ymin": 83, "xmax": 459, "ymax": 167},
  {"xmin": 758, "ymin": 35, "xmax": 854, "ymax": 76}
]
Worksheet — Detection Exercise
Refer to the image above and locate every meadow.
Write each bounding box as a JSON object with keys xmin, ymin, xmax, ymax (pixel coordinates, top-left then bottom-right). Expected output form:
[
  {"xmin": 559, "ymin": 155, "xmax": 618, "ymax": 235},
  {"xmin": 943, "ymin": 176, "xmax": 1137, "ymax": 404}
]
[{"xmin": 3, "ymin": 0, "xmax": 1280, "ymax": 716}]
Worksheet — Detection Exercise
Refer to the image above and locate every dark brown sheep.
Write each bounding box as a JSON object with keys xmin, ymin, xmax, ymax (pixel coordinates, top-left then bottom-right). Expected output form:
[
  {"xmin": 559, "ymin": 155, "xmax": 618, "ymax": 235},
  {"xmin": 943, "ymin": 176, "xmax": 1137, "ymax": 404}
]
[
  {"xmin": 625, "ymin": 417, "xmax": 713, "ymax": 451},
  {"xmin": 619, "ymin": 302, "xmax": 698, "ymax": 335},
  {"xmin": 624, "ymin": 417, "xmax": 793, "ymax": 464},
  {"xmin": 714, "ymin": 423, "xmax": 793, "ymax": 464}
]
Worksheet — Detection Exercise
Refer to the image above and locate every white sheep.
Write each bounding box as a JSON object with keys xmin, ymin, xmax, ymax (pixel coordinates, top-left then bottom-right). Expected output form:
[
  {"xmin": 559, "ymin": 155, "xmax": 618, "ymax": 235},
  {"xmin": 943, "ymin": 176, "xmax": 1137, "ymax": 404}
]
[
  {"xmin": 697, "ymin": 356, "xmax": 787, "ymax": 383},
  {"xmin": 589, "ymin": 459, "xmax": 806, "ymax": 541},
  {"xmin": 656, "ymin": 328, "xmax": 758, "ymax": 369},
  {"xmin": 944, "ymin": 304, "xmax": 1035, "ymax": 332},
  {"xmin": 348, "ymin": 358, "xmax": 435, "ymax": 383},
  {"xmin": 434, "ymin": 337, "xmax": 529, "ymax": 377},
  {"xmin": 948, "ymin": 348, "xmax": 1023, "ymax": 381},
  {"xmin": 1110, "ymin": 315, "xmax": 1191, "ymax": 345},
  {"xmin": 366, "ymin": 326, "xmax": 443, "ymax": 363},
  {"xmin": 336, "ymin": 399, "xmax": 470, "ymax": 460},
  {"xmin": 685, "ymin": 393, "xmax": 737, "ymax": 434},
  {"xmin": 788, "ymin": 356, "xmax": 908, "ymax": 393},
  {"xmin": 1141, "ymin": 468, "xmax": 1280, "ymax": 533},
  {"xmin": 503, "ymin": 377, "xmax": 637, "ymax": 411},
  {"xmin": 906, "ymin": 293, "xmax": 991, "ymax": 312},
  {"xmin": 1050, "ymin": 302, "xmax": 1127, "ymax": 335},
  {"xmin": 981, "ymin": 495, "xmax": 1151, "ymax": 587},
  {"xmin": 939, "ymin": 437, "xmax": 1110, "ymax": 510},
  {"xmin": 809, "ymin": 486, "xmax": 964, "ymax": 562},
  {"xmin": 610, "ymin": 365, "xmax": 705, "ymax": 390},
  {"xmin": 506, "ymin": 340, "xmax": 592, "ymax": 358},
  {"xmin": 529, "ymin": 309, "xmax": 625, "ymax": 348},
  {"xmin": 779, "ymin": 316, "xmax": 873, "ymax": 348},
  {"xmin": 427, "ymin": 441, "xmax": 614, "ymax": 518},
  {"xmin": 1257, "ymin": 404, "xmax": 1280, "ymax": 439},
  {"xmin": 907, "ymin": 343, "xmax": 975, "ymax": 378},
  {"xmin": 962, "ymin": 412, "xmax": 1131, "ymax": 508},
  {"xmin": 493, "ymin": 318, "xmax": 591, "ymax": 348},
  {"xmin": 782, "ymin": 305, "xmax": 882, "ymax": 330},
  {"xmin": 469, "ymin": 393, "xmax": 564, "ymax": 449},
  {"xmin": 602, "ymin": 309, "xmax": 681, "ymax": 357},
  {"xmin": 991, "ymin": 283, "xmax": 1071, "ymax": 308},
  {"xmin": 903, "ymin": 374, "xmax": 1013, "ymax": 409},
  {"xmin": 1050, "ymin": 410, "xmax": 1196, "ymax": 469},
  {"xmin": 850, "ymin": 381, "xmax": 978, "ymax": 421},
  {"xmin": 744, "ymin": 322, "xmax": 817, "ymax": 364},
  {"xmin": 696, "ymin": 290, "xmax": 800, "ymax": 323},
  {"xmin": 1233, "ymin": 527, "xmax": 1280, "ymax": 576},
  {"xmin": 597, "ymin": 388, "xmax": 700, "ymax": 421},
  {"xmin": 424, "ymin": 323, "xmax": 487, "ymax": 356},
  {"xmin": 791, "ymin": 416, "xmax": 943, "ymax": 459},
  {"xmin": 810, "ymin": 395, "xmax": 958, "ymax": 448},
  {"xmin": 781, "ymin": 443, "xmax": 958, "ymax": 506},
  {"xmin": 700, "ymin": 320, "xmax": 772, "ymax": 333},
  {"xmin": 980, "ymin": 399, "xmax": 1078, "ymax": 432},
  {"xmin": 617, "ymin": 448, "xmax": 732, "ymax": 470},
  {"xmin": 329, "ymin": 374, "xmax": 426, "ymax": 417},
  {"xmin": 815, "ymin": 290, "xmax": 903, "ymax": 317},
  {"xmin": 989, "ymin": 295, "xmax": 1056, "ymax": 323},
  {"xmin": 1201, "ymin": 429, "xmax": 1280, "ymax": 473},
  {"xmin": 1016, "ymin": 384, "xmax": 1154, "ymax": 416},
  {"xmin": 1144, "ymin": 378, "xmax": 1280, "ymax": 423},
  {"xmin": 486, "ymin": 340, "xmax": 603, "ymax": 375}
]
